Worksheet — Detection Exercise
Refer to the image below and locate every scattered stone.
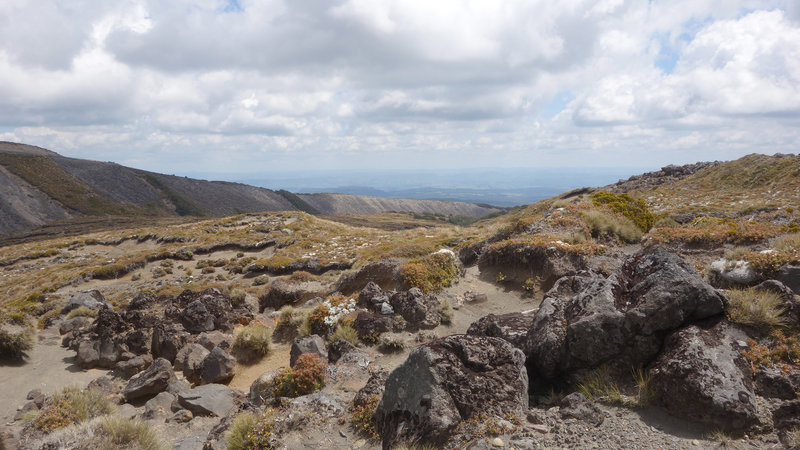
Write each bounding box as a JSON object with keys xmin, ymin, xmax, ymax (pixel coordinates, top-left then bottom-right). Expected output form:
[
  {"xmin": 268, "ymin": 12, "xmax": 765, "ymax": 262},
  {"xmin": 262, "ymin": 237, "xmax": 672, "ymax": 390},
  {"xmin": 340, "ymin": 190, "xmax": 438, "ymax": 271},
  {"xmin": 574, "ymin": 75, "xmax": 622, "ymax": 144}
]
[
  {"xmin": 559, "ymin": 393, "xmax": 604, "ymax": 426},
  {"xmin": 249, "ymin": 370, "xmax": 279, "ymax": 405},
  {"xmin": 375, "ymin": 334, "xmax": 528, "ymax": 448},
  {"xmin": 123, "ymin": 358, "xmax": 176, "ymax": 401},
  {"xmin": 492, "ymin": 437, "xmax": 504, "ymax": 447},
  {"xmin": 199, "ymin": 347, "xmax": 236, "ymax": 384},
  {"xmin": 290, "ymin": 335, "xmax": 328, "ymax": 367},
  {"xmin": 87, "ymin": 376, "xmax": 118, "ymax": 396},
  {"xmin": 13, "ymin": 402, "xmax": 38, "ymax": 421},
  {"xmin": 178, "ymin": 384, "xmax": 239, "ymax": 417},
  {"xmin": 166, "ymin": 409, "xmax": 194, "ymax": 423},
  {"xmin": 143, "ymin": 392, "xmax": 176, "ymax": 420},
  {"xmin": 118, "ymin": 403, "xmax": 139, "ymax": 419},
  {"xmin": 115, "ymin": 354, "xmax": 153, "ymax": 378},
  {"xmin": 463, "ymin": 291, "xmax": 488, "ymax": 303}
]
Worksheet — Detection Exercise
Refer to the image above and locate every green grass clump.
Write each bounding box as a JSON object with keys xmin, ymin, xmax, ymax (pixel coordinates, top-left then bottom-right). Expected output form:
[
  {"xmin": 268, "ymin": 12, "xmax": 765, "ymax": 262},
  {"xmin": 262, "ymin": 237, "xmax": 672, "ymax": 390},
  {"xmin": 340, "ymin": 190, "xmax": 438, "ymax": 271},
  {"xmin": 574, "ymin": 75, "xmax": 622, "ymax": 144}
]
[
  {"xmin": 99, "ymin": 416, "xmax": 166, "ymax": 450},
  {"xmin": 577, "ymin": 366, "xmax": 627, "ymax": 405},
  {"xmin": 400, "ymin": 251, "xmax": 459, "ymax": 293},
  {"xmin": 590, "ymin": 191, "xmax": 655, "ymax": 232},
  {"xmin": 234, "ymin": 322, "xmax": 272, "ymax": 362},
  {"xmin": 0, "ymin": 328, "xmax": 34, "ymax": 359},
  {"xmin": 328, "ymin": 324, "xmax": 360, "ymax": 346},
  {"xmin": 32, "ymin": 386, "xmax": 113, "ymax": 432},
  {"xmin": 438, "ymin": 298, "xmax": 454, "ymax": 325},
  {"xmin": 228, "ymin": 288, "xmax": 247, "ymax": 307},
  {"xmin": 272, "ymin": 354, "xmax": 327, "ymax": 397},
  {"xmin": 65, "ymin": 306, "xmax": 98, "ymax": 320},
  {"xmin": 581, "ymin": 209, "xmax": 643, "ymax": 243},
  {"xmin": 726, "ymin": 288, "xmax": 786, "ymax": 329},
  {"xmin": 226, "ymin": 410, "xmax": 276, "ymax": 449}
]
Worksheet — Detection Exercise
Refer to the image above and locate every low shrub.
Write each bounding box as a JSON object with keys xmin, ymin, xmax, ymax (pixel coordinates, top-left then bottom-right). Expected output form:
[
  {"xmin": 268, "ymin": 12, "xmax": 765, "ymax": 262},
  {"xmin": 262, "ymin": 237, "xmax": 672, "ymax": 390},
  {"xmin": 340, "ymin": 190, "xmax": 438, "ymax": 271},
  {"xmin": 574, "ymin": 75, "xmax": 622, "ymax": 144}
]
[
  {"xmin": 378, "ymin": 335, "xmax": 406, "ymax": 353},
  {"xmin": 234, "ymin": 322, "xmax": 271, "ymax": 362},
  {"xmin": 272, "ymin": 354, "xmax": 327, "ymax": 398},
  {"xmin": 65, "ymin": 306, "xmax": 98, "ymax": 320},
  {"xmin": 32, "ymin": 386, "xmax": 113, "ymax": 432},
  {"xmin": 226, "ymin": 410, "xmax": 276, "ymax": 450},
  {"xmin": 288, "ymin": 271, "xmax": 315, "ymax": 283},
  {"xmin": 0, "ymin": 328, "xmax": 34, "ymax": 359},
  {"xmin": 252, "ymin": 275, "xmax": 270, "ymax": 286},
  {"xmin": 400, "ymin": 250, "xmax": 459, "ymax": 292},
  {"xmin": 590, "ymin": 191, "xmax": 655, "ymax": 232},
  {"xmin": 351, "ymin": 395, "xmax": 380, "ymax": 440},
  {"xmin": 273, "ymin": 306, "xmax": 302, "ymax": 340},
  {"xmin": 328, "ymin": 324, "xmax": 360, "ymax": 346},
  {"xmin": 228, "ymin": 288, "xmax": 247, "ymax": 307},
  {"xmin": 301, "ymin": 304, "xmax": 331, "ymax": 337},
  {"xmin": 742, "ymin": 329, "xmax": 800, "ymax": 374},
  {"xmin": 726, "ymin": 288, "xmax": 786, "ymax": 329}
]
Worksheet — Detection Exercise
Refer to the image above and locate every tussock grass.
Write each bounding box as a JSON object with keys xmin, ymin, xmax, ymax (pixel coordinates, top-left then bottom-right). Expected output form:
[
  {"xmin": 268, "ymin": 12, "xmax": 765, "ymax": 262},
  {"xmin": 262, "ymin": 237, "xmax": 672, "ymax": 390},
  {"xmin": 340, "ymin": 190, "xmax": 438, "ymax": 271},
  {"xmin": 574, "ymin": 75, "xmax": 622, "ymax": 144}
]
[
  {"xmin": 234, "ymin": 322, "xmax": 272, "ymax": 362},
  {"xmin": 581, "ymin": 210, "xmax": 643, "ymax": 243},
  {"xmin": 98, "ymin": 416, "xmax": 166, "ymax": 450},
  {"xmin": 65, "ymin": 306, "xmax": 98, "ymax": 320},
  {"xmin": 328, "ymin": 323, "xmax": 360, "ymax": 346},
  {"xmin": 32, "ymin": 386, "xmax": 113, "ymax": 432},
  {"xmin": 227, "ymin": 410, "xmax": 276, "ymax": 450},
  {"xmin": 400, "ymin": 251, "xmax": 459, "ymax": 292},
  {"xmin": 0, "ymin": 327, "xmax": 34, "ymax": 360},
  {"xmin": 726, "ymin": 287, "xmax": 786, "ymax": 329}
]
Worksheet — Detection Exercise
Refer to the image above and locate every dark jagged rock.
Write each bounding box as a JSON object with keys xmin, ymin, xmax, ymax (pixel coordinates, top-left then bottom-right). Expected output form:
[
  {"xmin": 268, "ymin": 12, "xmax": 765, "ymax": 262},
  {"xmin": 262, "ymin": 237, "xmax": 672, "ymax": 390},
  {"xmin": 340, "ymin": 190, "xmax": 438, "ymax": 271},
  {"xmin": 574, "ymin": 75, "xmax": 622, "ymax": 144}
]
[
  {"xmin": 649, "ymin": 321, "xmax": 758, "ymax": 431},
  {"xmin": 94, "ymin": 307, "xmax": 129, "ymax": 339},
  {"xmin": 358, "ymin": 281, "xmax": 386, "ymax": 307},
  {"xmin": 200, "ymin": 347, "xmax": 236, "ymax": 384},
  {"xmin": 389, "ymin": 288, "xmax": 441, "ymax": 330},
  {"xmin": 123, "ymin": 358, "xmax": 176, "ymax": 401},
  {"xmin": 775, "ymin": 264, "xmax": 800, "ymax": 295},
  {"xmin": 151, "ymin": 324, "xmax": 190, "ymax": 363},
  {"xmin": 353, "ymin": 311, "xmax": 394, "ymax": 340},
  {"xmin": 181, "ymin": 300, "xmax": 215, "ymax": 333},
  {"xmin": 755, "ymin": 366, "xmax": 798, "ymax": 400},
  {"xmin": 127, "ymin": 291, "xmax": 158, "ymax": 310},
  {"xmin": 197, "ymin": 331, "xmax": 234, "ymax": 351},
  {"xmin": 374, "ymin": 334, "xmax": 528, "ymax": 449},
  {"xmin": 177, "ymin": 288, "xmax": 237, "ymax": 332},
  {"xmin": 124, "ymin": 329, "xmax": 152, "ymax": 355},
  {"xmin": 467, "ymin": 311, "xmax": 535, "ymax": 350},
  {"xmin": 290, "ymin": 335, "xmax": 328, "ymax": 367},
  {"xmin": 115, "ymin": 354, "xmax": 153, "ymax": 378},
  {"xmin": 773, "ymin": 400, "xmax": 800, "ymax": 430},
  {"xmin": 526, "ymin": 249, "xmax": 726, "ymax": 380}
]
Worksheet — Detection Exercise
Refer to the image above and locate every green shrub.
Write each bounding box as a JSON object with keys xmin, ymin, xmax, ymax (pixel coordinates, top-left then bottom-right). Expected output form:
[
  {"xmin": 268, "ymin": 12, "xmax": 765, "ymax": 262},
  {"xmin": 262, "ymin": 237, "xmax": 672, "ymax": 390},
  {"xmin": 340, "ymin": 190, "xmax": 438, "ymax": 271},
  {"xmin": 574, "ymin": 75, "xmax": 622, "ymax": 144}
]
[
  {"xmin": 301, "ymin": 304, "xmax": 331, "ymax": 337},
  {"xmin": 252, "ymin": 275, "xmax": 270, "ymax": 286},
  {"xmin": 400, "ymin": 251, "xmax": 459, "ymax": 292},
  {"xmin": 234, "ymin": 322, "xmax": 271, "ymax": 362},
  {"xmin": 328, "ymin": 324, "xmax": 360, "ymax": 346},
  {"xmin": 581, "ymin": 210, "xmax": 643, "ymax": 243},
  {"xmin": 288, "ymin": 271, "xmax": 315, "ymax": 283},
  {"xmin": 33, "ymin": 386, "xmax": 113, "ymax": 432},
  {"xmin": 226, "ymin": 411, "xmax": 274, "ymax": 450},
  {"xmin": 590, "ymin": 191, "xmax": 655, "ymax": 232},
  {"xmin": 65, "ymin": 306, "xmax": 98, "ymax": 320},
  {"xmin": 726, "ymin": 288, "xmax": 786, "ymax": 329},
  {"xmin": 0, "ymin": 328, "xmax": 34, "ymax": 359},
  {"xmin": 99, "ymin": 416, "xmax": 166, "ymax": 450},
  {"xmin": 272, "ymin": 354, "xmax": 327, "ymax": 398}
]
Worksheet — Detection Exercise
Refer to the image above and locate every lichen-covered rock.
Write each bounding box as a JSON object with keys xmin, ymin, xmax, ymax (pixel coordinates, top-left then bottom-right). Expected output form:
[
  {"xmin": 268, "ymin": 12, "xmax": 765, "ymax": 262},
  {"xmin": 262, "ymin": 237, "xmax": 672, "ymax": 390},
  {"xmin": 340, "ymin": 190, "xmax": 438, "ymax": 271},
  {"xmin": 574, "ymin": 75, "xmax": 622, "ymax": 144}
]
[
  {"xmin": 467, "ymin": 311, "xmax": 535, "ymax": 350},
  {"xmin": 709, "ymin": 259, "xmax": 759, "ymax": 288},
  {"xmin": 649, "ymin": 321, "xmax": 758, "ymax": 431},
  {"xmin": 290, "ymin": 335, "xmax": 328, "ymax": 367},
  {"xmin": 374, "ymin": 334, "xmax": 528, "ymax": 449},
  {"xmin": 123, "ymin": 358, "xmax": 176, "ymax": 401},
  {"xmin": 61, "ymin": 290, "xmax": 111, "ymax": 315},
  {"xmin": 526, "ymin": 249, "xmax": 726, "ymax": 380},
  {"xmin": 389, "ymin": 288, "xmax": 441, "ymax": 330}
]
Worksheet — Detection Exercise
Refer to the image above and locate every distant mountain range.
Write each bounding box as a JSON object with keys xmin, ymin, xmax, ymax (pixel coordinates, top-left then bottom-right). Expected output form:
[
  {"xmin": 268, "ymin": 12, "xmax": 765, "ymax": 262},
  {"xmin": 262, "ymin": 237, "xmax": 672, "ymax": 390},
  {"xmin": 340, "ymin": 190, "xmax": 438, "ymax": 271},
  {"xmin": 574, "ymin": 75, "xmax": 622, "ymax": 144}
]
[{"xmin": 0, "ymin": 142, "xmax": 503, "ymax": 237}]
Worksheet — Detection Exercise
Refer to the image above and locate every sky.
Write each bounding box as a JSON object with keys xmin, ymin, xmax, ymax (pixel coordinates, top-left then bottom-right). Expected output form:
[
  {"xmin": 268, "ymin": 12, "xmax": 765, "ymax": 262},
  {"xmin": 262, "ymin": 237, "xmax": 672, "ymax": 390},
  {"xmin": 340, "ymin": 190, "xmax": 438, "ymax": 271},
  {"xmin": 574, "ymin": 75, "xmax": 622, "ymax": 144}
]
[{"xmin": 0, "ymin": 0, "xmax": 799, "ymax": 175}]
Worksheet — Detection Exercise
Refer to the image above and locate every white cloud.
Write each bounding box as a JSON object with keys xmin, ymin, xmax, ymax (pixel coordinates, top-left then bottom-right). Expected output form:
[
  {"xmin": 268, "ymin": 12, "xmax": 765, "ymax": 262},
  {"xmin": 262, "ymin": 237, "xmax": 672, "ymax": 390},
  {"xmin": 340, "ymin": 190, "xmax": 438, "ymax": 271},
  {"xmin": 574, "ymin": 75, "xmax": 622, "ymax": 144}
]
[{"xmin": 0, "ymin": 0, "xmax": 796, "ymax": 173}]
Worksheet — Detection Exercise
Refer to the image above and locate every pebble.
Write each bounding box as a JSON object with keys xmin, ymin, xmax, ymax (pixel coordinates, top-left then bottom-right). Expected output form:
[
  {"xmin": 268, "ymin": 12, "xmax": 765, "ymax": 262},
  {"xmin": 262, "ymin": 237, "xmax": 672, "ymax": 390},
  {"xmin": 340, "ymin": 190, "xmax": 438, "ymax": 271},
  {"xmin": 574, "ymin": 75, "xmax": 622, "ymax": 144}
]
[{"xmin": 492, "ymin": 437, "xmax": 504, "ymax": 447}]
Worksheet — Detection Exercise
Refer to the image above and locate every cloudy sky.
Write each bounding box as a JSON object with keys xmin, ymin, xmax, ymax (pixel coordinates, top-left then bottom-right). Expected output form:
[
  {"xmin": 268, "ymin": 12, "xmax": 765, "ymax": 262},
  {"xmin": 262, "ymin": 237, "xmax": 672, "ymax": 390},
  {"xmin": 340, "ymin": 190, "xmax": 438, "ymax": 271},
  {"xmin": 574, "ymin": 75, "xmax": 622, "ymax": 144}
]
[{"xmin": 1, "ymin": 0, "xmax": 798, "ymax": 175}]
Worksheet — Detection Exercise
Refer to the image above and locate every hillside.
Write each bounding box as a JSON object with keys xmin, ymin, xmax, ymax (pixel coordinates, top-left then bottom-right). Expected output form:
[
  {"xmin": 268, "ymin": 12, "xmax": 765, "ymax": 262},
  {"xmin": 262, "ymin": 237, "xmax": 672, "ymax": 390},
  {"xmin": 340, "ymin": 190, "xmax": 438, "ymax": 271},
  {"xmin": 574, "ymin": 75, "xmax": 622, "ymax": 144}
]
[
  {"xmin": 1, "ymin": 152, "xmax": 799, "ymax": 450},
  {"xmin": 0, "ymin": 142, "xmax": 503, "ymax": 237}
]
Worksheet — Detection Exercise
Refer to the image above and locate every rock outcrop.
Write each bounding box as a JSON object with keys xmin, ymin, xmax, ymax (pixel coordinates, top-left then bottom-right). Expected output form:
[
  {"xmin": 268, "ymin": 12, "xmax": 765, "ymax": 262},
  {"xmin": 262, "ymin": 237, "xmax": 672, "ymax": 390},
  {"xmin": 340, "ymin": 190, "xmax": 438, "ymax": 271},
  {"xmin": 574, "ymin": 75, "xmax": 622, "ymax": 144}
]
[
  {"xmin": 526, "ymin": 249, "xmax": 726, "ymax": 380},
  {"xmin": 374, "ymin": 334, "xmax": 528, "ymax": 449}
]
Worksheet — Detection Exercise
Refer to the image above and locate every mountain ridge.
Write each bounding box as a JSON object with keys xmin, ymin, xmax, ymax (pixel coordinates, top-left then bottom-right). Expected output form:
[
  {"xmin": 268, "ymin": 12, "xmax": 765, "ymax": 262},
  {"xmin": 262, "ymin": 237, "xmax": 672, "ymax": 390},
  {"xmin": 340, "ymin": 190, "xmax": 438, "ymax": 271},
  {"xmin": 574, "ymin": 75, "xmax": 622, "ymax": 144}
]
[{"xmin": 0, "ymin": 142, "xmax": 503, "ymax": 237}]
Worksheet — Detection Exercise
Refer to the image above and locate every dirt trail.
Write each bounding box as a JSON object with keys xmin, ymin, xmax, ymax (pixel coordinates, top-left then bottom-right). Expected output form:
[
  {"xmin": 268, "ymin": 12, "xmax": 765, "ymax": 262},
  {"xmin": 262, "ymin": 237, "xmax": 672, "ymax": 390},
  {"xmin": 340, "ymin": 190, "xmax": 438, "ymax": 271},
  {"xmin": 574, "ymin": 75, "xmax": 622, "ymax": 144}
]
[{"xmin": 0, "ymin": 326, "xmax": 106, "ymax": 424}]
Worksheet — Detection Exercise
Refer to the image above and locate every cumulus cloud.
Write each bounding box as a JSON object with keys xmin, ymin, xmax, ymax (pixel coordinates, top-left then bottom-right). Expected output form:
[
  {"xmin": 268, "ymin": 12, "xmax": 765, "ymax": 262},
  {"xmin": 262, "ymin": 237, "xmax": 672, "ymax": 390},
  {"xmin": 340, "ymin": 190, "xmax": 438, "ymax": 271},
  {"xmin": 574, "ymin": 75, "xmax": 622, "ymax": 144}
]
[{"xmin": 0, "ymin": 0, "xmax": 797, "ymax": 172}]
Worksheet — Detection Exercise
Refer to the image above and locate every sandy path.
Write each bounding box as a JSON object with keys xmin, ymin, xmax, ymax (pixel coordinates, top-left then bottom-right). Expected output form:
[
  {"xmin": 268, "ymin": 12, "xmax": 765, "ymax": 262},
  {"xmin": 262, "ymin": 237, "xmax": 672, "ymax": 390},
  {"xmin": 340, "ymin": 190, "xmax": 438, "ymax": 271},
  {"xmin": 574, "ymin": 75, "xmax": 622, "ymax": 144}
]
[{"xmin": 0, "ymin": 326, "xmax": 106, "ymax": 424}]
